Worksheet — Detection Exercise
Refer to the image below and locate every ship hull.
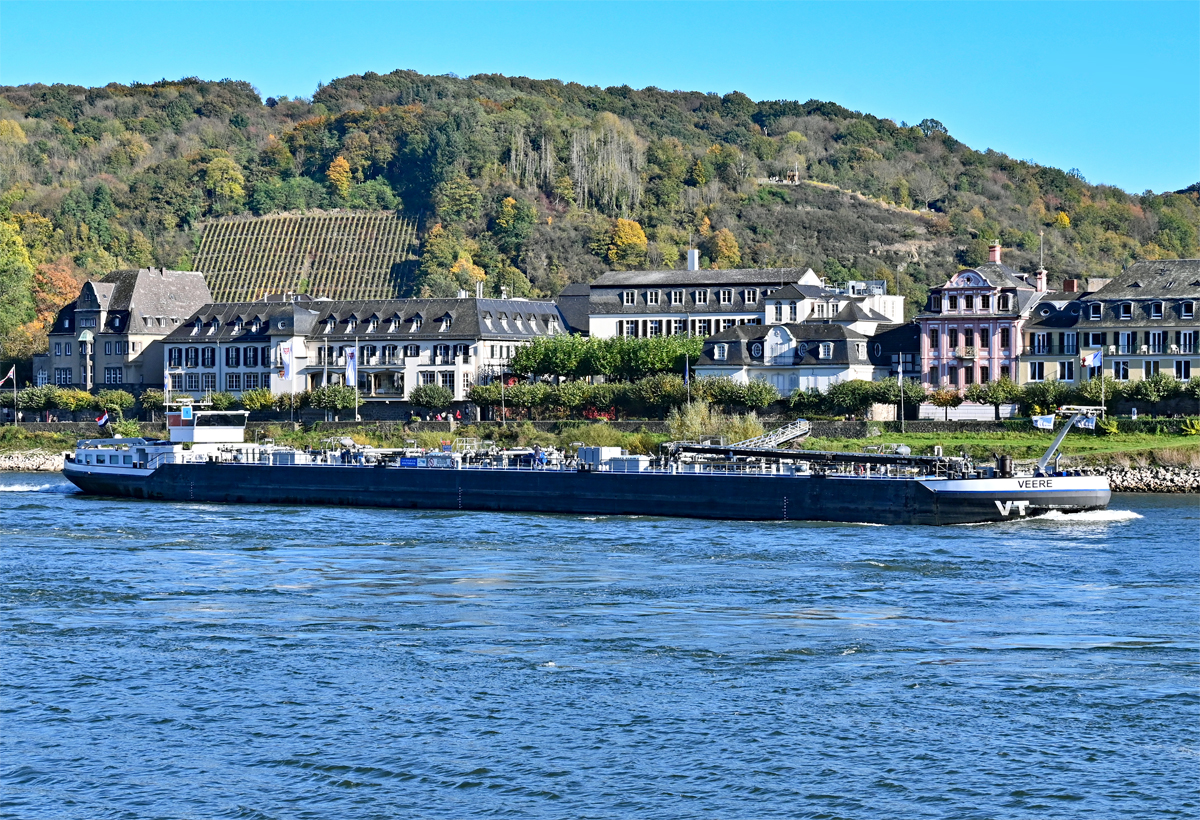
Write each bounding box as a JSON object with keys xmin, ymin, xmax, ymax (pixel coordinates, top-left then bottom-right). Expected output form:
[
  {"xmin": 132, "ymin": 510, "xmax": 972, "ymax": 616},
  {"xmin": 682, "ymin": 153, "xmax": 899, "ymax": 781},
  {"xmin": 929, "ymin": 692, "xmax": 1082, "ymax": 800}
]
[{"xmin": 62, "ymin": 462, "xmax": 1111, "ymax": 526}]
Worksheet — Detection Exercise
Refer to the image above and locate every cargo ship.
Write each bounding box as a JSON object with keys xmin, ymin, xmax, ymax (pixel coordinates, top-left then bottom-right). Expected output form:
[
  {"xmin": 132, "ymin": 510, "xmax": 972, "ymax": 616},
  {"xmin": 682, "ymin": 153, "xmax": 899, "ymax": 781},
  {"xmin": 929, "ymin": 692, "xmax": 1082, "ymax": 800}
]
[{"xmin": 61, "ymin": 409, "xmax": 1110, "ymax": 526}]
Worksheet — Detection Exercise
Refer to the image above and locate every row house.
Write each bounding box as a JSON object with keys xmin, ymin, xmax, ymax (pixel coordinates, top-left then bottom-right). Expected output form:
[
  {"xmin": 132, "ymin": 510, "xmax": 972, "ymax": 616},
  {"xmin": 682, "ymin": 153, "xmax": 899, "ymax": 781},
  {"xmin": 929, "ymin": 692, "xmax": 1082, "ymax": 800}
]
[
  {"xmin": 41, "ymin": 268, "xmax": 212, "ymax": 389},
  {"xmin": 161, "ymin": 295, "xmax": 568, "ymax": 403},
  {"xmin": 916, "ymin": 245, "xmax": 1049, "ymax": 389},
  {"xmin": 1022, "ymin": 259, "xmax": 1199, "ymax": 385}
]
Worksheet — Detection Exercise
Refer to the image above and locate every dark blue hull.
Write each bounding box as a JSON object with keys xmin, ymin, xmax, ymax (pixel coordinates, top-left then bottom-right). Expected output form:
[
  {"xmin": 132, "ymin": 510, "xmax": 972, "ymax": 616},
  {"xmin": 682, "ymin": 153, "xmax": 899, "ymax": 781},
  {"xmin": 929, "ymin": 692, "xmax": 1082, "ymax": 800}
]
[{"xmin": 62, "ymin": 462, "xmax": 1112, "ymax": 526}]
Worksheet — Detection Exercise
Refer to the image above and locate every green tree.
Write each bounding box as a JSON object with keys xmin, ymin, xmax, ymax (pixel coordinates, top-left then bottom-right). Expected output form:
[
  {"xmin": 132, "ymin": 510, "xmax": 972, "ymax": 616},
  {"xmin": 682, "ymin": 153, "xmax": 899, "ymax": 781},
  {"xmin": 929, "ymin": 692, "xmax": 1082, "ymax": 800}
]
[
  {"xmin": 95, "ymin": 389, "xmax": 135, "ymax": 413},
  {"xmin": 492, "ymin": 196, "xmax": 537, "ymax": 256},
  {"xmin": 743, "ymin": 378, "xmax": 780, "ymax": 411},
  {"xmin": 208, "ymin": 391, "xmax": 238, "ymax": 410},
  {"xmin": 0, "ymin": 220, "xmax": 36, "ymax": 351},
  {"xmin": 825, "ymin": 380, "xmax": 876, "ymax": 417},
  {"xmin": 310, "ymin": 384, "xmax": 359, "ymax": 411},
  {"xmin": 929, "ymin": 387, "xmax": 964, "ymax": 421},
  {"xmin": 409, "ymin": 383, "xmax": 454, "ymax": 412},
  {"xmin": 965, "ymin": 377, "xmax": 1023, "ymax": 420},
  {"xmin": 434, "ymin": 171, "xmax": 482, "ymax": 224},
  {"xmin": 239, "ymin": 387, "xmax": 275, "ymax": 411}
]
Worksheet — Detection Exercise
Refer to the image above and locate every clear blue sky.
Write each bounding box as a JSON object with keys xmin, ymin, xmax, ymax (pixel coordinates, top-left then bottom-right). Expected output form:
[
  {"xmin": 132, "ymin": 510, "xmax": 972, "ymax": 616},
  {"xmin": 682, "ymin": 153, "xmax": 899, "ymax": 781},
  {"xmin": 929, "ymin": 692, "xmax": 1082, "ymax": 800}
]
[{"xmin": 2, "ymin": 1, "xmax": 1196, "ymax": 193}]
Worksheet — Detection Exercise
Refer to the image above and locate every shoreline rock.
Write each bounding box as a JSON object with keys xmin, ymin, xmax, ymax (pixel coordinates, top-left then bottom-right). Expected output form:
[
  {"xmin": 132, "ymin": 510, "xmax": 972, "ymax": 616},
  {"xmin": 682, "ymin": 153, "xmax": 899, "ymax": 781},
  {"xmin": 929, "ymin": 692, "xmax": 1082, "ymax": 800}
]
[{"xmin": 0, "ymin": 451, "xmax": 65, "ymax": 472}]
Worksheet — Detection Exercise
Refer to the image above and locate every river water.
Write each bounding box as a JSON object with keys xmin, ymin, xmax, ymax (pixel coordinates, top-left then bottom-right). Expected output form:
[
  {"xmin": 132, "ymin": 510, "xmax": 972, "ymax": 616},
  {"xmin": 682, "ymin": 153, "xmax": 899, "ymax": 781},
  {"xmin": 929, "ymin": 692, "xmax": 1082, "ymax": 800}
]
[{"xmin": 1, "ymin": 473, "xmax": 1196, "ymax": 819}]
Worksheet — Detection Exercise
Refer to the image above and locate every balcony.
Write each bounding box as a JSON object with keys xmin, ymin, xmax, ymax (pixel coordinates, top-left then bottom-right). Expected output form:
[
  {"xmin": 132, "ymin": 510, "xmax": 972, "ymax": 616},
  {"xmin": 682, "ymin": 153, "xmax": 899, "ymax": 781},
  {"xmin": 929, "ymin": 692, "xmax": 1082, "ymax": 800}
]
[
  {"xmin": 955, "ymin": 346, "xmax": 978, "ymax": 359},
  {"xmin": 1022, "ymin": 344, "xmax": 1079, "ymax": 356}
]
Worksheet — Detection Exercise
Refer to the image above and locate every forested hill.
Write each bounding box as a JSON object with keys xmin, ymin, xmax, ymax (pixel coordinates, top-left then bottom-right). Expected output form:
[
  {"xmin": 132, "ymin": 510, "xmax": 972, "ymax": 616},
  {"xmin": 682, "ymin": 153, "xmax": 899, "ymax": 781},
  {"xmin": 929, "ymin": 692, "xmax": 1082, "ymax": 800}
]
[{"xmin": 1, "ymin": 70, "xmax": 1197, "ymax": 360}]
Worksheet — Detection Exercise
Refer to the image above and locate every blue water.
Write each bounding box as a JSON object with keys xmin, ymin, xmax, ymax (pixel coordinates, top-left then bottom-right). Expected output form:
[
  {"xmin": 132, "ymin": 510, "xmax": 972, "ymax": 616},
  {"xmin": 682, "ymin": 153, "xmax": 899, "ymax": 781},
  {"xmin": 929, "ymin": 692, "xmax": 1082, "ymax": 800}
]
[{"xmin": 1, "ymin": 473, "xmax": 1197, "ymax": 819}]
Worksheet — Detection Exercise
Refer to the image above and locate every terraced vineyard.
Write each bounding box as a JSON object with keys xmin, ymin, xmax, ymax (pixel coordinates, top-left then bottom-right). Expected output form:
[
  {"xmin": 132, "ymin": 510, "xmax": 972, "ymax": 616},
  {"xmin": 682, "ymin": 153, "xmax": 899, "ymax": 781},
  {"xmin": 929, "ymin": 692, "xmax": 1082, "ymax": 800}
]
[{"xmin": 195, "ymin": 211, "xmax": 418, "ymax": 302}]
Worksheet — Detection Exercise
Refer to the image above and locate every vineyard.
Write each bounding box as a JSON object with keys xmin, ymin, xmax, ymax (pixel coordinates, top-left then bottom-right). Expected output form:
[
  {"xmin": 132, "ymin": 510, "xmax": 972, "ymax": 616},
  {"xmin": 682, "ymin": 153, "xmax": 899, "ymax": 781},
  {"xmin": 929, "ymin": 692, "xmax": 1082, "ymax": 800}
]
[{"xmin": 195, "ymin": 211, "xmax": 418, "ymax": 302}]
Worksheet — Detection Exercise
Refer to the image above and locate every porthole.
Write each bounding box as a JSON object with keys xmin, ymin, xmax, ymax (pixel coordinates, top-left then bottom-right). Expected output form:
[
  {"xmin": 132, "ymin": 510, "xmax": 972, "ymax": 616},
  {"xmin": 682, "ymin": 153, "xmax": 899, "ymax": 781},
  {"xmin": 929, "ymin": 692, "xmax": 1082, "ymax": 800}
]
[{"xmin": 1040, "ymin": 307, "xmax": 1051, "ymax": 316}]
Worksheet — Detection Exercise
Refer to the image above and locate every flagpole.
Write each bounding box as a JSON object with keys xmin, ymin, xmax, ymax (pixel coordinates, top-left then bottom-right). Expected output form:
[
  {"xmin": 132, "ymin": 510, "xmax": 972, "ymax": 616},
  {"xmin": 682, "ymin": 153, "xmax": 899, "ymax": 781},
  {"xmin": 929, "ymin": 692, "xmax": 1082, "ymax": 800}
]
[{"xmin": 354, "ymin": 336, "xmax": 360, "ymax": 422}]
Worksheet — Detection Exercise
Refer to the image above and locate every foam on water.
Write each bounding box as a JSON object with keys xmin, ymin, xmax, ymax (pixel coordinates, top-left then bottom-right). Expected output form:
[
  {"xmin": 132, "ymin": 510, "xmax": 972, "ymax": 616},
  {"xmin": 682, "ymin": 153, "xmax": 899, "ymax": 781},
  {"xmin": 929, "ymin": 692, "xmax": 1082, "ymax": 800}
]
[
  {"xmin": 0, "ymin": 482, "xmax": 72, "ymax": 493},
  {"xmin": 1037, "ymin": 508, "xmax": 1144, "ymax": 523}
]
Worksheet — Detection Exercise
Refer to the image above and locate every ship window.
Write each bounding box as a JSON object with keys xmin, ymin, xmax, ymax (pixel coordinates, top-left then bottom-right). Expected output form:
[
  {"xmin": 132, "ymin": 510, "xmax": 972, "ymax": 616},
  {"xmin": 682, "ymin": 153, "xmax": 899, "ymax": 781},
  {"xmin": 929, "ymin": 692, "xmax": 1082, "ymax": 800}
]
[
  {"xmin": 123, "ymin": 455, "xmax": 133, "ymax": 465},
  {"xmin": 96, "ymin": 454, "xmax": 106, "ymax": 464}
]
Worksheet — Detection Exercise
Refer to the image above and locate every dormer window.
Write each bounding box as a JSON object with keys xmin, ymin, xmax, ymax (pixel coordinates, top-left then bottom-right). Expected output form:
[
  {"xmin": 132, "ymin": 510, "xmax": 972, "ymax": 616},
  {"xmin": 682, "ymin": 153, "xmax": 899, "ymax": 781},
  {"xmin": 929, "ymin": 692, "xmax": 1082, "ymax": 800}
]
[
  {"xmin": 411, "ymin": 316, "xmax": 422, "ymax": 331},
  {"xmin": 439, "ymin": 315, "xmax": 452, "ymax": 332},
  {"xmin": 251, "ymin": 319, "xmax": 261, "ymax": 333},
  {"xmin": 346, "ymin": 317, "xmax": 358, "ymax": 333},
  {"xmin": 819, "ymin": 343, "xmax": 833, "ymax": 359},
  {"xmin": 670, "ymin": 290, "xmax": 684, "ymax": 306},
  {"xmin": 232, "ymin": 318, "xmax": 243, "ymax": 332},
  {"xmin": 1150, "ymin": 302, "xmax": 1163, "ymax": 319},
  {"xmin": 695, "ymin": 290, "xmax": 709, "ymax": 305},
  {"xmin": 1120, "ymin": 302, "xmax": 1132, "ymax": 320},
  {"xmin": 999, "ymin": 294, "xmax": 1012, "ymax": 312},
  {"xmin": 323, "ymin": 318, "xmax": 334, "ymax": 334},
  {"xmin": 815, "ymin": 303, "xmax": 826, "ymax": 318},
  {"xmin": 931, "ymin": 294, "xmax": 942, "ymax": 311},
  {"xmin": 714, "ymin": 343, "xmax": 728, "ymax": 361},
  {"xmin": 112, "ymin": 317, "xmax": 120, "ymax": 328},
  {"xmin": 719, "ymin": 289, "xmax": 733, "ymax": 305},
  {"xmin": 744, "ymin": 289, "xmax": 758, "ymax": 305},
  {"xmin": 647, "ymin": 291, "xmax": 660, "ymax": 306},
  {"xmin": 623, "ymin": 291, "xmax": 636, "ymax": 306},
  {"xmin": 1088, "ymin": 303, "xmax": 1101, "ymax": 320},
  {"xmin": 1183, "ymin": 301, "xmax": 1195, "ymax": 319},
  {"xmin": 368, "ymin": 317, "xmax": 379, "ymax": 332},
  {"xmin": 191, "ymin": 319, "xmax": 201, "ymax": 336},
  {"xmin": 389, "ymin": 315, "xmax": 400, "ymax": 332}
]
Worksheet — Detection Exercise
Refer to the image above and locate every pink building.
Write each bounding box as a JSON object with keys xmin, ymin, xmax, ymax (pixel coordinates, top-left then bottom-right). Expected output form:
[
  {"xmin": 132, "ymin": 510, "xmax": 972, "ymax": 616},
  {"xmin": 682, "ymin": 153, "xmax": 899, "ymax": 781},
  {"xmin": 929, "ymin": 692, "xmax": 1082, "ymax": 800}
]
[{"xmin": 917, "ymin": 244, "xmax": 1050, "ymax": 390}]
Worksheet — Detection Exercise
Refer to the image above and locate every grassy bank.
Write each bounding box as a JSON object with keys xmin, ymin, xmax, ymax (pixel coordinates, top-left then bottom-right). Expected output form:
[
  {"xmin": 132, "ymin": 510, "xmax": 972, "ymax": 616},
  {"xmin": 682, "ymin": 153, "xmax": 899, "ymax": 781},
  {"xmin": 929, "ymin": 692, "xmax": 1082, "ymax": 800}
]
[{"xmin": 4, "ymin": 422, "xmax": 1196, "ymax": 468}]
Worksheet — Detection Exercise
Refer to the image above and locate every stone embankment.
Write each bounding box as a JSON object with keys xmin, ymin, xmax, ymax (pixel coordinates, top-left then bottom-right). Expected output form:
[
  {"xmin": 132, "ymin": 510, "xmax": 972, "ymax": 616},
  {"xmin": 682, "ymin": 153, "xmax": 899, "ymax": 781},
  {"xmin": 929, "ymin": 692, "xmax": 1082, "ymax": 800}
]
[
  {"xmin": 1082, "ymin": 466, "xmax": 1200, "ymax": 493},
  {"xmin": 0, "ymin": 450, "xmax": 65, "ymax": 472}
]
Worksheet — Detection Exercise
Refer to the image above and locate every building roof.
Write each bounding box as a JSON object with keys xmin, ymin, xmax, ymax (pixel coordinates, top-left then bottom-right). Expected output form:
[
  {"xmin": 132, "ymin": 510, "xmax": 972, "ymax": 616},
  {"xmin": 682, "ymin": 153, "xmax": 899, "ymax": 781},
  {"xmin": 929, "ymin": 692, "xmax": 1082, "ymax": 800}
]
[
  {"xmin": 52, "ymin": 268, "xmax": 213, "ymax": 336},
  {"xmin": 933, "ymin": 261, "xmax": 1035, "ymax": 292},
  {"xmin": 554, "ymin": 284, "xmax": 592, "ymax": 335},
  {"xmin": 1081, "ymin": 259, "xmax": 1200, "ymax": 301},
  {"xmin": 162, "ymin": 297, "xmax": 568, "ymax": 344},
  {"xmin": 831, "ymin": 301, "xmax": 890, "ymax": 323},
  {"xmin": 590, "ymin": 267, "xmax": 813, "ymax": 288}
]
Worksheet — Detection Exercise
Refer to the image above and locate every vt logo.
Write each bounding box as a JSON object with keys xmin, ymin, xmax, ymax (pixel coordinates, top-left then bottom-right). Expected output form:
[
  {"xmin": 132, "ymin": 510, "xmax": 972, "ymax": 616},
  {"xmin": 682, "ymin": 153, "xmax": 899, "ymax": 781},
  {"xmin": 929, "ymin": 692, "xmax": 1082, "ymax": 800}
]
[{"xmin": 995, "ymin": 500, "xmax": 1030, "ymax": 517}]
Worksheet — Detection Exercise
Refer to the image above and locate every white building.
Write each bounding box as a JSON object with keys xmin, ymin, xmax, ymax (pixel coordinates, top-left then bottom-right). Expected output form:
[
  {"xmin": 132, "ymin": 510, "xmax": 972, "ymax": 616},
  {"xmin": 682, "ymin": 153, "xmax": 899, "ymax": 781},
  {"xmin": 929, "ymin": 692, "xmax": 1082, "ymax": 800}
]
[{"xmin": 161, "ymin": 295, "xmax": 568, "ymax": 402}]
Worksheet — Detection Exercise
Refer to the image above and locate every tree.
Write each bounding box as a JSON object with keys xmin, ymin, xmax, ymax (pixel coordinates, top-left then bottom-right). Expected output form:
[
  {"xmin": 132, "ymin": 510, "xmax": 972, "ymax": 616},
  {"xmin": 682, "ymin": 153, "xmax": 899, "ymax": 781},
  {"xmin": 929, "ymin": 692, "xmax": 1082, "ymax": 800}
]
[
  {"xmin": 310, "ymin": 384, "xmax": 359, "ymax": 411},
  {"xmin": 203, "ymin": 157, "xmax": 246, "ymax": 213},
  {"xmin": 909, "ymin": 167, "xmax": 947, "ymax": 210},
  {"xmin": 607, "ymin": 218, "xmax": 648, "ymax": 269},
  {"xmin": 708, "ymin": 228, "xmax": 742, "ymax": 269},
  {"xmin": 965, "ymin": 377, "xmax": 1023, "ymax": 420},
  {"xmin": 139, "ymin": 388, "xmax": 165, "ymax": 419},
  {"xmin": 209, "ymin": 391, "xmax": 238, "ymax": 410},
  {"xmin": 825, "ymin": 380, "xmax": 876, "ymax": 417},
  {"xmin": 409, "ymin": 383, "xmax": 454, "ymax": 412},
  {"xmin": 743, "ymin": 378, "xmax": 780, "ymax": 411},
  {"xmin": 929, "ymin": 387, "xmax": 964, "ymax": 421},
  {"xmin": 434, "ymin": 171, "xmax": 482, "ymax": 224},
  {"xmin": 0, "ymin": 220, "xmax": 36, "ymax": 354},
  {"xmin": 326, "ymin": 156, "xmax": 352, "ymax": 200},
  {"xmin": 239, "ymin": 387, "xmax": 276, "ymax": 411},
  {"xmin": 95, "ymin": 389, "xmax": 135, "ymax": 413}
]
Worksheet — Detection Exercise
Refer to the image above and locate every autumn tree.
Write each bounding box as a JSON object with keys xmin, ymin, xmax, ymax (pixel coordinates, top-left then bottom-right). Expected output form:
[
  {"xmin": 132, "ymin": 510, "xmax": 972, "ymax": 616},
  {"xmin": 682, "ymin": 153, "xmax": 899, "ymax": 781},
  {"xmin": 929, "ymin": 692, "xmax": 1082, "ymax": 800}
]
[
  {"xmin": 326, "ymin": 156, "xmax": 352, "ymax": 199},
  {"xmin": 707, "ymin": 228, "xmax": 742, "ymax": 269},
  {"xmin": 607, "ymin": 218, "xmax": 648, "ymax": 269},
  {"xmin": 203, "ymin": 157, "xmax": 246, "ymax": 213},
  {"xmin": 0, "ymin": 220, "xmax": 36, "ymax": 356}
]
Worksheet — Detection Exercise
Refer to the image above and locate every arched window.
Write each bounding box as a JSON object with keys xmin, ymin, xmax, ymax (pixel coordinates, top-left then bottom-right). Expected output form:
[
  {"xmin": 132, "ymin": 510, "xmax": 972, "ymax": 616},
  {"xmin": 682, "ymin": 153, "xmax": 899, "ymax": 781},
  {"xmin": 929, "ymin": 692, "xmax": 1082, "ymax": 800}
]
[{"xmin": 714, "ymin": 343, "xmax": 728, "ymax": 361}]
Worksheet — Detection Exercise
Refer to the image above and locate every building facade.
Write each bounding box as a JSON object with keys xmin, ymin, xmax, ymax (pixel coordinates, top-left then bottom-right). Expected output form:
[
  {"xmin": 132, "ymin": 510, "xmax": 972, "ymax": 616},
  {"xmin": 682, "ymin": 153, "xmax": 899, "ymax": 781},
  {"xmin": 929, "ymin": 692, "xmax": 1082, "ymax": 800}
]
[
  {"xmin": 161, "ymin": 295, "xmax": 569, "ymax": 403},
  {"xmin": 45, "ymin": 268, "xmax": 213, "ymax": 390},
  {"xmin": 916, "ymin": 245, "xmax": 1050, "ymax": 390},
  {"xmin": 585, "ymin": 264, "xmax": 904, "ymax": 340},
  {"xmin": 1022, "ymin": 259, "xmax": 1199, "ymax": 386}
]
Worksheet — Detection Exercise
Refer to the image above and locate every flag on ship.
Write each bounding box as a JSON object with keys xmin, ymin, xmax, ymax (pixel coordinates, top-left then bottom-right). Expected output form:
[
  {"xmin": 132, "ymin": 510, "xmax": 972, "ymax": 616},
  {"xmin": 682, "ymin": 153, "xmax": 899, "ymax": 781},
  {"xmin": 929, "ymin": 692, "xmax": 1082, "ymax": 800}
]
[{"xmin": 1032, "ymin": 415, "xmax": 1056, "ymax": 430}]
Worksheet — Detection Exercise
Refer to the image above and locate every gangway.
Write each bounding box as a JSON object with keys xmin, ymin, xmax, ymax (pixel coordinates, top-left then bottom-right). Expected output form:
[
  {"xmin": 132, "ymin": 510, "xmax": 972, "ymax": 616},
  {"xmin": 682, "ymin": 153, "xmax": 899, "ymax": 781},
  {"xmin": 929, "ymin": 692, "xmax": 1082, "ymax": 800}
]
[{"xmin": 731, "ymin": 418, "xmax": 811, "ymax": 449}]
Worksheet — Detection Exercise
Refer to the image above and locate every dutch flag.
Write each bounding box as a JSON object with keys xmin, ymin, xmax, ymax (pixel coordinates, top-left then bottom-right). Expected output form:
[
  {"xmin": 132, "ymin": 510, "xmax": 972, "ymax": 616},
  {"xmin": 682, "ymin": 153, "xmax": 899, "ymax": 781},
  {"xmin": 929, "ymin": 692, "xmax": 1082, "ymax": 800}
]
[{"xmin": 96, "ymin": 411, "xmax": 109, "ymax": 428}]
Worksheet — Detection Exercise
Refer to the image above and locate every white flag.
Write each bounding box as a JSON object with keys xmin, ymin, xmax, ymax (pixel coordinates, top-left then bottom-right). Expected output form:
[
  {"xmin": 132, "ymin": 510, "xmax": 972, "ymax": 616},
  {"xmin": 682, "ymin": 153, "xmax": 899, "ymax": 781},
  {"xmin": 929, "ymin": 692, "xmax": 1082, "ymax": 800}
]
[
  {"xmin": 1032, "ymin": 415, "xmax": 1055, "ymax": 430},
  {"xmin": 280, "ymin": 344, "xmax": 293, "ymax": 380},
  {"xmin": 345, "ymin": 347, "xmax": 357, "ymax": 386}
]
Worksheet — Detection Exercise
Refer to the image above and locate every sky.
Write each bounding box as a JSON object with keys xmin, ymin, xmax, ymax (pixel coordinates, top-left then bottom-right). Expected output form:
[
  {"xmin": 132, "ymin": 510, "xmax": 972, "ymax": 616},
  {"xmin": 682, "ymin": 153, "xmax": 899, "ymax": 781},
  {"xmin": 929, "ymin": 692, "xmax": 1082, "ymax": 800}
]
[{"xmin": 1, "ymin": 1, "xmax": 1196, "ymax": 194}]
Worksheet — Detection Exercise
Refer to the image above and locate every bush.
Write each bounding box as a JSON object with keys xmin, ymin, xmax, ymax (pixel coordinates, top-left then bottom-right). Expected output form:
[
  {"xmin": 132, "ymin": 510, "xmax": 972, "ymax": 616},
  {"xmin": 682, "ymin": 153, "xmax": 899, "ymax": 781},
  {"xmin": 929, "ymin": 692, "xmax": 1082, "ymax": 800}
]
[
  {"xmin": 209, "ymin": 391, "xmax": 238, "ymax": 410},
  {"xmin": 110, "ymin": 418, "xmax": 141, "ymax": 437},
  {"xmin": 825, "ymin": 380, "xmax": 876, "ymax": 416},
  {"xmin": 239, "ymin": 387, "xmax": 276, "ymax": 411},
  {"xmin": 743, "ymin": 379, "xmax": 780, "ymax": 411},
  {"xmin": 1021, "ymin": 380, "xmax": 1070, "ymax": 416},
  {"xmin": 1129, "ymin": 372, "xmax": 1180, "ymax": 404},
  {"xmin": 17, "ymin": 385, "xmax": 62, "ymax": 410},
  {"xmin": 467, "ymin": 382, "xmax": 503, "ymax": 408},
  {"xmin": 273, "ymin": 391, "xmax": 309, "ymax": 412},
  {"xmin": 409, "ymin": 383, "xmax": 454, "ymax": 412},
  {"xmin": 95, "ymin": 389, "xmax": 135, "ymax": 412},
  {"xmin": 54, "ymin": 387, "xmax": 97, "ymax": 411},
  {"xmin": 139, "ymin": 389, "xmax": 165, "ymax": 413}
]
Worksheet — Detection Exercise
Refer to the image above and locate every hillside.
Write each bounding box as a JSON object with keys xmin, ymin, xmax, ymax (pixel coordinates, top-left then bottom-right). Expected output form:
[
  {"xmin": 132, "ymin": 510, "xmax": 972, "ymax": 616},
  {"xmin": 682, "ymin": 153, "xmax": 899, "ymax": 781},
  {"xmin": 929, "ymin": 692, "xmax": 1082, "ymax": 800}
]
[{"xmin": 0, "ymin": 70, "xmax": 1197, "ymax": 363}]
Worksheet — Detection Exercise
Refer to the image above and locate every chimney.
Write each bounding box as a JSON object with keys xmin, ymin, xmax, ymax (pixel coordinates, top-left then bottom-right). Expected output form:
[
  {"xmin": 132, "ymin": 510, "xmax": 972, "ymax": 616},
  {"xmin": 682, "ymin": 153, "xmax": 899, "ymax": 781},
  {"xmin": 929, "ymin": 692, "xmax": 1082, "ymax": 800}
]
[
  {"xmin": 988, "ymin": 243, "xmax": 1002, "ymax": 264},
  {"xmin": 500, "ymin": 285, "xmax": 509, "ymax": 300},
  {"xmin": 476, "ymin": 281, "xmax": 484, "ymax": 299},
  {"xmin": 1036, "ymin": 267, "xmax": 1048, "ymax": 293},
  {"xmin": 456, "ymin": 288, "xmax": 468, "ymax": 299},
  {"xmin": 1063, "ymin": 278, "xmax": 1079, "ymax": 293},
  {"xmin": 687, "ymin": 249, "xmax": 700, "ymax": 271}
]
